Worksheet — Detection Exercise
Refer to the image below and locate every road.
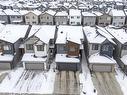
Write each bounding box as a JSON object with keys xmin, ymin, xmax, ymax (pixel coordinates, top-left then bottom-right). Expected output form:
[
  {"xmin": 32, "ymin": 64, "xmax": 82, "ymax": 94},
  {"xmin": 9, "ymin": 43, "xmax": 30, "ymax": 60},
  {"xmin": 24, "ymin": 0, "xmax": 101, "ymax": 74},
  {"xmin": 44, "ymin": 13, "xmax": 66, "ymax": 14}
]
[
  {"xmin": 53, "ymin": 71, "xmax": 80, "ymax": 95},
  {"xmin": 92, "ymin": 72, "xmax": 123, "ymax": 95}
]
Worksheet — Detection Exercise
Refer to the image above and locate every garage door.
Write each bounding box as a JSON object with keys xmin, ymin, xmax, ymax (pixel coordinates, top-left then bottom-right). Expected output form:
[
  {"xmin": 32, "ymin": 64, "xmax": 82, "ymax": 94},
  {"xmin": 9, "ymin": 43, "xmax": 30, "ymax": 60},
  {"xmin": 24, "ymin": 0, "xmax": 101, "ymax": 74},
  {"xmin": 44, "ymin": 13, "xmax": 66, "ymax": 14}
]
[{"xmin": 92, "ymin": 65, "xmax": 112, "ymax": 72}]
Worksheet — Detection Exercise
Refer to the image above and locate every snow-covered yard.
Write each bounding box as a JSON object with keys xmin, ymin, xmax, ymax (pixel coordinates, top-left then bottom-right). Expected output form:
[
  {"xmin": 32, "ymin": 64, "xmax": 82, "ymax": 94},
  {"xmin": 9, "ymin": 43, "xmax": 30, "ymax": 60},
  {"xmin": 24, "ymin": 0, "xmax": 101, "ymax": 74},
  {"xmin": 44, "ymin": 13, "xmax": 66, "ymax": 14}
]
[
  {"xmin": 0, "ymin": 67, "xmax": 56, "ymax": 94},
  {"xmin": 115, "ymin": 67, "xmax": 127, "ymax": 95}
]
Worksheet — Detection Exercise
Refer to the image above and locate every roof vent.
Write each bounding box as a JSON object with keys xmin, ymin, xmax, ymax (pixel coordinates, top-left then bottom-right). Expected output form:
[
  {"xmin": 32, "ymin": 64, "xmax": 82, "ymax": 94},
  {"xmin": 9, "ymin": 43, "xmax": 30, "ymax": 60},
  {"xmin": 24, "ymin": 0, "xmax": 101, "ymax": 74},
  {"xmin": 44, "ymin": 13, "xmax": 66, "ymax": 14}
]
[{"xmin": 61, "ymin": 31, "xmax": 63, "ymax": 34}]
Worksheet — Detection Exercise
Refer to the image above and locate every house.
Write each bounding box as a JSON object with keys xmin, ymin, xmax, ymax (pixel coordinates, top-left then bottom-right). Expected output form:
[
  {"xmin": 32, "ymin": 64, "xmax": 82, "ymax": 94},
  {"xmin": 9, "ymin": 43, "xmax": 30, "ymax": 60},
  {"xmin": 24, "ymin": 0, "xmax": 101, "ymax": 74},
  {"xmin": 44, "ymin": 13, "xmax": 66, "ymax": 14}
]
[
  {"xmin": 24, "ymin": 10, "xmax": 41, "ymax": 25},
  {"xmin": 93, "ymin": 11, "xmax": 112, "ymax": 27},
  {"xmin": 105, "ymin": 26, "xmax": 127, "ymax": 72},
  {"xmin": 82, "ymin": 12, "xmax": 96, "ymax": 26},
  {"xmin": 83, "ymin": 26, "xmax": 116, "ymax": 72},
  {"xmin": 55, "ymin": 25, "xmax": 84, "ymax": 71},
  {"xmin": 40, "ymin": 10, "xmax": 56, "ymax": 25},
  {"xmin": 54, "ymin": 11, "xmax": 68, "ymax": 25},
  {"xmin": 109, "ymin": 9, "xmax": 126, "ymax": 27},
  {"xmin": 22, "ymin": 25, "xmax": 56, "ymax": 70},
  {"xmin": 0, "ymin": 24, "xmax": 29, "ymax": 69},
  {"xmin": 4, "ymin": 9, "xmax": 23, "ymax": 24},
  {"xmin": 0, "ymin": 10, "xmax": 8, "ymax": 24},
  {"xmin": 69, "ymin": 9, "xmax": 82, "ymax": 25}
]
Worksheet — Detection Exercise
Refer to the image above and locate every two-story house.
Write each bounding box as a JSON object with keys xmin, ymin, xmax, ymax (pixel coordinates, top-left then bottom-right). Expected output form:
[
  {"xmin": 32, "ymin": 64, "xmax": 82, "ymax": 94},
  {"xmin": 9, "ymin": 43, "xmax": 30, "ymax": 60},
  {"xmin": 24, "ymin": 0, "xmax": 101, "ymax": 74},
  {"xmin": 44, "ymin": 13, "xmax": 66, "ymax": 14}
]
[
  {"xmin": 24, "ymin": 10, "xmax": 41, "ymax": 25},
  {"xmin": 54, "ymin": 11, "xmax": 68, "ymax": 25},
  {"xmin": 83, "ymin": 26, "xmax": 116, "ymax": 72},
  {"xmin": 22, "ymin": 25, "xmax": 56, "ymax": 70},
  {"xmin": 4, "ymin": 9, "xmax": 23, "ymax": 24},
  {"xmin": 0, "ymin": 10, "xmax": 8, "ymax": 24},
  {"xmin": 55, "ymin": 25, "xmax": 84, "ymax": 71},
  {"xmin": 69, "ymin": 9, "xmax": 82, "ymax": 25},
  {"xmin": 105, "ymin": 26, "xmax": 127, "ymax": 72},
  {"xmin": 93, "ymin": 11, "xmax": 112, "ymax": 27},
  {"xmin": 109, "ymin": 9, "xmax": 126, "ymax": 27},
  {"xmin": 0, "ymin": 24, "xmax": 29, "ymax": 69},
  {"xmin": 40, "ymin": 10, "xmax": 56, "ymax": 25},
  {"xmin": 82, "ymin": 12, "xmax": 96, "ymax": 26}
]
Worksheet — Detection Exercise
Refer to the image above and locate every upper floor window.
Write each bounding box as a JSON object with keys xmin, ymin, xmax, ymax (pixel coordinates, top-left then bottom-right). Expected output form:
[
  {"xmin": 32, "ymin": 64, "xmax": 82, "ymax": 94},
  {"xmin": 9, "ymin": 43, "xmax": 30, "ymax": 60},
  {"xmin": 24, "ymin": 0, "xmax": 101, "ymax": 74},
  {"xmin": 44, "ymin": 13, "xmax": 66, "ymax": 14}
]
[
  {"xmin": 37, "ymin": 45, "xmax": 44, "ymax": 51},
  {"xmin": 26, "ymin": 44, "xmax": 33, "ymax": 50},
  {"xmin": 101, "ymin": 45, "xmax": 109, "ymax": 51},
  {"xmin": 77, "ymin": 16, "xmax": 80, "ymax": 19},
  {"xmin": 71, "ymin": 16, "xmax": 74, "ymax": 19},
  {"xmin": 17, "ymin": 16, "xmax": 21, "ymax": 18},
  {"xmin": 26, "ymin": 16, "xmax": 29, "ymax": 19},
  {"xmin": 92, "ymin": 44, "xmax": 98, "ymax": 50},
  {"xmin": 123, "ymin": 45, "xmax": 127, "ymax": 50},
  {"xmin": 121, "ymin": 17, "xmax": 124, "ymax": 19},
  {"xmin": 47, "ymin": 16, "xmax": 49, "ymax": 19},
  {"xmin": 11, "ymin": 16, "xmax": 15, "ymax": 18},
  {"xmin": 33, "ymin": 16, "xmax": 35, "ymax": 19}
]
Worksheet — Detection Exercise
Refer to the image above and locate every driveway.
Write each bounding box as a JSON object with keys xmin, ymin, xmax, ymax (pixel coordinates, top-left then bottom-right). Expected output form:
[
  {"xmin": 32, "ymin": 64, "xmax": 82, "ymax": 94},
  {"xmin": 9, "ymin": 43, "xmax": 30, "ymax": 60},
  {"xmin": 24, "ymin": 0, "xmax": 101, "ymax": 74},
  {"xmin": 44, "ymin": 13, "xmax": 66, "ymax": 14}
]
[
  {"xmin": 53, "ymin": 71, "xmax": 80, "ymax": 95},
  {"xmin": 92, "ymin": 72, "xmax": 123, "ymax": 95}
]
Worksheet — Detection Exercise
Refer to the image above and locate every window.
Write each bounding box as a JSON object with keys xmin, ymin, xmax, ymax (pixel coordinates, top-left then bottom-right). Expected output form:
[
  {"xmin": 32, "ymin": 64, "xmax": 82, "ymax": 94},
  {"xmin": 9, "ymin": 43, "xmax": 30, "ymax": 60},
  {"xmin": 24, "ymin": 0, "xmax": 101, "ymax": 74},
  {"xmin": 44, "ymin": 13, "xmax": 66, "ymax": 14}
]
[
  {"xmin": 33, "ymin": 16, "xmax": 35, "ymax": 19},
  {"xmin": 121, "ymin": 17, "xmax": 124, "ymax": 19},
  {"xmin": 77, "ymin": 16, "xmax": 80, "ymax": 19},
  {"xmin": 0, "ymin": 45, "xmax": 2, "ymax": 52},
  {"xmin": 11, "ymin": 16, "xmax": 15, "ymax": 18},
  {"xmin": 69, "ymin": 47, "xmax": 75, "ymax": 52},
  {"xmin": 71, "ymin": 22, "xmax": 75, "ymax": 24},
  {"xmin": 26, "ymin": 44, "xmax": 33, "ymax": 50},
  {"xmin": 102, "ymin": 45, "xmax": 109, "ymax": 51},
  {"xmin": 47, "ymin": 16, "xmax": 49, "ymax": 19},
  {"xmin": 113, "ymin": 23, "xmax": 116, "ymax": 26},
  {"xmin": 92, "ymin": 44, "xmax": 98, "ymax": 50},
  {"xmin": 37, "ymin": 45, "xmax": 44, "ymax": 51},
  {"xmin": 26, "ymin": 16, "xmax": 29, "ymax": 19},
  {"xmin": 41, "ymin": 16, "xmax": 43, "ymax": 19},
  {"xmin": 77, "ymin": 22, "xmax": 80, "ymax": 25},
  {"xmin": 123, "ymin": 45, "xmax": 127, "ymax": 50},
  {"xmin": 17, "ymin": 16, "xmax": 21, "ymax": 18},
  {"xmin": 32, "ymin": 22, "xmax": 36, "ymax": 24},
  {"xmin": 3, "ymin": 45, "xmax": 11, "ymax": 50},
  {"xmin": 71, "ymin": 16, "xmax": 74, "ymax": 19}
]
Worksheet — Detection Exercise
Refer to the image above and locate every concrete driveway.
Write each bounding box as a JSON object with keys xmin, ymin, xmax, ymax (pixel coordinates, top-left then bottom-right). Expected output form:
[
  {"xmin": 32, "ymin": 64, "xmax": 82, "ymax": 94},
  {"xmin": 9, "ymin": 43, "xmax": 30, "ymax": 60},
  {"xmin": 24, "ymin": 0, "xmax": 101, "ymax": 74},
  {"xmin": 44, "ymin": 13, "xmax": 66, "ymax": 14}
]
[{"xmin": 92, "ymin": 72, "xmax": 123, "ymax": 95}]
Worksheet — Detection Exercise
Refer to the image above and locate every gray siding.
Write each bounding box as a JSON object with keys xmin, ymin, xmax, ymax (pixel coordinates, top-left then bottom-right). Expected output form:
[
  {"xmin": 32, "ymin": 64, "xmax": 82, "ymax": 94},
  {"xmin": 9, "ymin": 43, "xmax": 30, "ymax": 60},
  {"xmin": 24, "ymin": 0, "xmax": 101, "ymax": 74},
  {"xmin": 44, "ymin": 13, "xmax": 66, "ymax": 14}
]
[
  {"xmin": 0, "ymin": 62, "xmax": 11, "ymax": 69},
  {"xmin": 24, "ymin": 63, "xmax": 44, "ymax": 70},
  {"xmin": 83, "ymin": 16, "xmax": 96, "ymax": 26},
  {"xmin": 40, "ymin": 13, "xmax": 54, "ymax": 25},
  {"xmin": 55, "ymin": 16, "xmax": 68, "ymax": 25},
  {"xmin": 0, "ymin": 15, "xmax": 8, "ymax": 23},
  {"xmin": 56, "ymin": 44, "xmax": 66, "ymax": 54}
]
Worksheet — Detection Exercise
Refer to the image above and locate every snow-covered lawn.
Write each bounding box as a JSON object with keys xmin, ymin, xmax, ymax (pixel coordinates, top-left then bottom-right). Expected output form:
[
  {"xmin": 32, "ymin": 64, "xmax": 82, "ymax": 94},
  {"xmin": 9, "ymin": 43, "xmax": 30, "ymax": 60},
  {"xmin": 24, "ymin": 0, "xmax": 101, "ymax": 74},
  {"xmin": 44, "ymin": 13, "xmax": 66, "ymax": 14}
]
[
  {"xmin": 0, "ymin": 67, "xmax": 56, "ymax": 94},
  {"xmin": 115, "ymin": 67, "xmax": 127, "ymax": 95}
]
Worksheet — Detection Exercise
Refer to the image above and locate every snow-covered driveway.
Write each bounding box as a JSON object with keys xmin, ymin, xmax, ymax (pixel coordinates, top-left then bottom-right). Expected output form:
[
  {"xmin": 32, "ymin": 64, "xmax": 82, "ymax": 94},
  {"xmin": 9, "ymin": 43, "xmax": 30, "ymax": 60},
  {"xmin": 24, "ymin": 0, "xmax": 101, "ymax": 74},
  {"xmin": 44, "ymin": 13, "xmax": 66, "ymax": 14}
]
[
  {"xmin": 92, "ymin": 72, "xmax": 123, "ymax": 95},
  {"xmin": 0, "ymin": 67, "xmax": 56, "ymax": 94},
  {"xmin": 54, "ymin": 71, "xmax": 80, "ymax": 94}
]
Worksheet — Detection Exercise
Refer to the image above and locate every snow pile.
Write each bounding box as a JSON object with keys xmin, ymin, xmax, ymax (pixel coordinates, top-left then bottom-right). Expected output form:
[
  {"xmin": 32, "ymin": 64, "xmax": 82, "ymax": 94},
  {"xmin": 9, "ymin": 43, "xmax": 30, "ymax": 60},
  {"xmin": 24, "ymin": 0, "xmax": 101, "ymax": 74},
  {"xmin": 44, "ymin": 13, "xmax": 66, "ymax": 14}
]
[
  {"xmin": 115, "ymin": 68, "xmax": 127, "ymax": 95},
  {"xmin": 0, "ymin": 67, "xmax": 56, "ymax": 94},
  {"xmin": 79, "ymin": 73, "xmax": 97, "ymax": 95}
]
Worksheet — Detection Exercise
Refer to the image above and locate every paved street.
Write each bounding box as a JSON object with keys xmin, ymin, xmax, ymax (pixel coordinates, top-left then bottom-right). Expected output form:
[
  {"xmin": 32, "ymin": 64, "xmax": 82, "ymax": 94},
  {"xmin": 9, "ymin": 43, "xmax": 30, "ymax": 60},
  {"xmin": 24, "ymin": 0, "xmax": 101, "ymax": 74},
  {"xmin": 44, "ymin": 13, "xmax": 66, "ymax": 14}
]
[
  {"xmin": 53, "ymin": 71, "xmax": 80, "ymax": 95},
  {"xmin": 92, "ymin": 72, "xmax": 123, "ymax": 95}
]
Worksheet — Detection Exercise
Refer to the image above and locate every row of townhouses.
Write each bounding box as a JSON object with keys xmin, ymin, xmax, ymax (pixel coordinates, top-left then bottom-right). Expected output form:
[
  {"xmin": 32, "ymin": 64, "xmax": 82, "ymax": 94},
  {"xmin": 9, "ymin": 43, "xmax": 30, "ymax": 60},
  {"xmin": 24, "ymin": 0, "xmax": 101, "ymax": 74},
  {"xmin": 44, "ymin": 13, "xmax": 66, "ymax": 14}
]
[
  {"xmin": 0, "ymin": 24, "xmax": 127, "ymax": 73},
  {"xmin": 0, "ymin": 9, "xmax": 127, "ymax": 27}
]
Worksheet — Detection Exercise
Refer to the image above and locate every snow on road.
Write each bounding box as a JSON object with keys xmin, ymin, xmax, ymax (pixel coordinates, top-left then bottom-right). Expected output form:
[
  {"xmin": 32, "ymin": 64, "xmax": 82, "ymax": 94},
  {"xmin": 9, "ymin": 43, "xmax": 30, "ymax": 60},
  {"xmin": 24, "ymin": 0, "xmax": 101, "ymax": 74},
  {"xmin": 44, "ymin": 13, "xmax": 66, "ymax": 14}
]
[
  {"xmin": 0, "ymin": 67, "xmax": 56, "ymax": 94},
  {"xmin": 115, "ymin": 67, "xmax": 127, "ymax": 95}
]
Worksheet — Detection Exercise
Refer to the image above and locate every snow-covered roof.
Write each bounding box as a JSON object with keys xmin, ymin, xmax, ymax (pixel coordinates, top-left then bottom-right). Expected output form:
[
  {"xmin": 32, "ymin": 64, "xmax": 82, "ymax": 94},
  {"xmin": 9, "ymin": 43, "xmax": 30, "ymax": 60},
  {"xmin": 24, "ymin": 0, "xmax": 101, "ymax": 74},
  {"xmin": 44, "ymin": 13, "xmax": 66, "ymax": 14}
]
[
  {"xmin": 42, "ymin": 10, "xmax": 56, "ymax": 16},
  {"xmin": 69, "ymin": 9, "xmax": 81, "ymax": 16},
  {"xmin": 83, "ymin": 26, "xmax": 106, "ymax": 44},
  {"xmin": 0, "ymin": 10, "xmax": 7, "ymax": 16},
  {"xmin": 55, "ymin": 11, "xmax": 68, "ymax": 16},
  {"xmin": 28, "ymin": 25, "xmax": 56, "ymax": 44},
  {"xmin": 30, "ymin": 10, "xmax": 41, "ymax": 16},
  {"xmin": 109, "ymin": 9, "xmax": 125, "ymax": 16},
  {"xmin": 22, "ymin": 53, "xmax": 47, "ymax": 62},
  {"xmin": 55, "ymin": 54, "xmax": 80, "ymax": 63},
  {"xmin": 0, "ymin": 53, "xmax": 13, "ymax": 62},
  {"xmin": 4, "ymin": 9, "xmax": 21, "ymax": 16},
  {"xmin": 89, "ymin": 53, "xmax": 116, "ymax": 64},
  {"xmin": 96, "ymin": 26, "xmax": 116, "ymax": 44},
  {"xmin": 82, "ymin": 12, "xmax": 96, "ymax": 17},
  {"xmin": 105, "ymin": 26, "xmax": 127, "ymax": 44},
  {"xmin": 19, "ymin": 10, "xmax": 29, "ymax": 15},
  {"xmin": 92, "ymin": 11, "xmax": 103, "ymax": 16},
  {"xmin": 0, "ymin": 25, "xmax": 29, "ymax": 43},
  {"xmin": 56, "ymin": 25, "xmax": 83, "ymax": 44}
]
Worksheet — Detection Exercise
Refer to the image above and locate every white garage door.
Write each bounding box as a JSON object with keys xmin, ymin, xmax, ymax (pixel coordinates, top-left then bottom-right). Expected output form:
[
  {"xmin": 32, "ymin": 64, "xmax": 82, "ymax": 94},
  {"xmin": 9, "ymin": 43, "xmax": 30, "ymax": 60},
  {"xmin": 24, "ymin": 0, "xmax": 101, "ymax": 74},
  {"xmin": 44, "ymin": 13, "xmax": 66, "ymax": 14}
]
[{"xmin": 92, "ymin": 65, "xmax": 112, "ymax": 72}]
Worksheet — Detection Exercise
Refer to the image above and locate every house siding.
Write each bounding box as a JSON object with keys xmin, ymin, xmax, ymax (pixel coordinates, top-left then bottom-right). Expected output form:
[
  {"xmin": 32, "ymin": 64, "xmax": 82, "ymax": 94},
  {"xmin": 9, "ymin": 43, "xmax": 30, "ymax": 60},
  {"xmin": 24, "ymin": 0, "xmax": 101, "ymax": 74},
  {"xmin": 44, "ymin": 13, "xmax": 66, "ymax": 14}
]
[
  {"xmin": 40, "ymin": 13, "xmax": 54, "ymax": 25},
  {"xmin": 55, "ymin": 16, "xmax": 68, "ymax": 25},
  {"xmin": 56, "ymin": 44, "xmax": 66, "ymax": 54},
  {"xmin": 83, "ymin": 16, "xmax": 96, "ymax": 26},
  {"xmin": 0, "ymin": 15, "xmax": 8, "ymax": 23}
]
